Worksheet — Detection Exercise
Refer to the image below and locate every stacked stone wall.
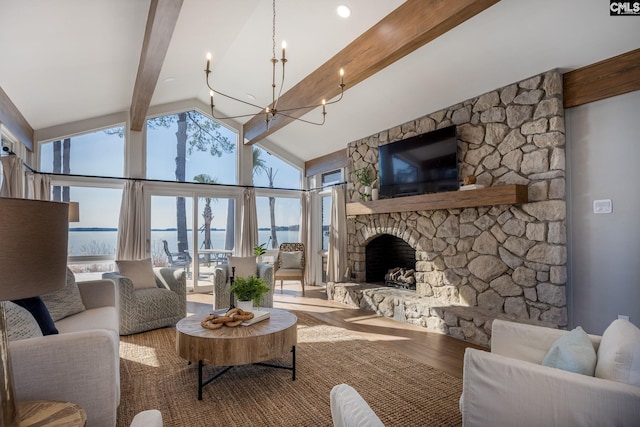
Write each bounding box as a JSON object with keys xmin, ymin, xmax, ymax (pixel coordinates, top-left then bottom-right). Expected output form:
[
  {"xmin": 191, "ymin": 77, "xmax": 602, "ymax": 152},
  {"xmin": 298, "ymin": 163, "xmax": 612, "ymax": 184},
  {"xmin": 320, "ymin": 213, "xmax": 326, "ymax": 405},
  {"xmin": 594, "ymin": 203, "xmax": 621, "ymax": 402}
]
[{"xmin": 342, "ymin": 70, "xmax": 567, "ymax": 344}]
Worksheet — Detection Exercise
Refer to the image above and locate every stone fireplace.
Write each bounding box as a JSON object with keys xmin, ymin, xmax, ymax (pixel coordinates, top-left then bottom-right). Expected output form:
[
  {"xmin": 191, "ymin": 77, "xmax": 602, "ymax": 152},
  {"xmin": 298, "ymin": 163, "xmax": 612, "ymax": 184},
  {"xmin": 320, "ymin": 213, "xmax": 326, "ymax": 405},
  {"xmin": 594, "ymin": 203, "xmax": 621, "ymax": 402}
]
[
  {"xmin": 328, "ymin": 69, "xmax": 568, "ymax": 347},
  {"xmin": 365, "ymin": 234, "xmax": 416, "ymax": 289}
]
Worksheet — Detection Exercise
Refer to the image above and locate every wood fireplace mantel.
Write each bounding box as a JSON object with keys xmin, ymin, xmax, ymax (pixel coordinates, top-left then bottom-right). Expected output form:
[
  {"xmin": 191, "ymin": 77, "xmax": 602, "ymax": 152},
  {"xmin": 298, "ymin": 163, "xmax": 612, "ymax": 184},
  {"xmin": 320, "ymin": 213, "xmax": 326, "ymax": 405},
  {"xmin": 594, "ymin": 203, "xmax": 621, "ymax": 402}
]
[{"xmin": 346, "ymin": 184, "xmax": 528, "ymax": 216}]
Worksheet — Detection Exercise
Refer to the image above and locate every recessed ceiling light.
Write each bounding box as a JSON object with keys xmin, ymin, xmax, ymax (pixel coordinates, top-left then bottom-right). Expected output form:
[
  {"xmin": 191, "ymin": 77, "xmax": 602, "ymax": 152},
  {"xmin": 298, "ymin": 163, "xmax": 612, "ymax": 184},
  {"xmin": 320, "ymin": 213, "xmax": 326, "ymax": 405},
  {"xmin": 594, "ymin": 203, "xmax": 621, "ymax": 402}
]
[
  {"xmin": 163, "ymin": 77, "xmax": 175, "ymax": 83},
  {"xmin": 337, "ymin": 5, "xmax": 351, "ymax": 18},
  {"xmin": 247, "ymin": 93, "xmax": 256, "ymax": 101}
]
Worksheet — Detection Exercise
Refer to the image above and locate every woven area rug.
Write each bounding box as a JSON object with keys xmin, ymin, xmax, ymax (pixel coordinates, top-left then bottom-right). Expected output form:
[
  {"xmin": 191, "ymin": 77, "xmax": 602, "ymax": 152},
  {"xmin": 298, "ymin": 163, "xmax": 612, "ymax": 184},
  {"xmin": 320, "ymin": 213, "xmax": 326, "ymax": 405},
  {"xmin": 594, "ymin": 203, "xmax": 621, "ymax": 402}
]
[{"xmin": 117, "ymin": 311, "xmax": 463, "ymax": 427}]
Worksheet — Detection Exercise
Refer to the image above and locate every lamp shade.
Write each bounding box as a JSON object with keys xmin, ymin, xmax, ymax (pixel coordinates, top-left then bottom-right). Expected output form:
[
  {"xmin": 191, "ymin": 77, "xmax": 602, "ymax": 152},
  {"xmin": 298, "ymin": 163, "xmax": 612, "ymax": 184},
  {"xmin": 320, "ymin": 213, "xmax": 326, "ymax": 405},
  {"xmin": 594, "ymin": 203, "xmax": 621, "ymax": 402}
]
[
  {"xmin": 68, "ymin": 201, "xmax": 80, "ymax": 222},
  {"xmin": 0, "ymin": 198, "xmax": 69, "ymax": 300}
]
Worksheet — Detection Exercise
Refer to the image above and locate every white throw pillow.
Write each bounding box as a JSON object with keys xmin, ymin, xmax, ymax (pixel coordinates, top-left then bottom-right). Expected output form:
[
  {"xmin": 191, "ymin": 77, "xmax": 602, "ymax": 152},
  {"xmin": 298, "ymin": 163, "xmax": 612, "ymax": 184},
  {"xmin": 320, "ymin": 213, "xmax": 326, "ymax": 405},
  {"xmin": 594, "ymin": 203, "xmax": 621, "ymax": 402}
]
[
  {"xmin": 595, "ymin": 319, "xmax": 640, "ymax": 387},
  {"xmin": 281, "ymin": 251, "xmax": 303, "ymax": 269},
  {"xmin": 116, "ymin": 258, "xmax": 158, "ymax": 290},
  {"xmin": 542, "ymin": 326, "xmax": 597, "ymax": 376},
  {"xmin": 4, "ymin": 301, "xmax": 43, "ymax": 341},
  {"xmin": 41, "ymin": 267, "xmax": 86, "ymax": 321},
  {"xmin": 228, "ymin": 256, "xmax": 257, "ymax": 279}
]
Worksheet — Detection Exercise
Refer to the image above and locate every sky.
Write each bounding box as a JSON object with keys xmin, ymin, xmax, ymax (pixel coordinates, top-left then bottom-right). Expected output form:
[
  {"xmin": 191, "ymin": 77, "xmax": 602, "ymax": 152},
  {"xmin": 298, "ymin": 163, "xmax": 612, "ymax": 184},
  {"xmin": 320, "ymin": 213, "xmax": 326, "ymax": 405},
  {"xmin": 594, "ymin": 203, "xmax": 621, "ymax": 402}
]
[{"xmin": 40, "ymin": 111, "xmax": 302, "ymax": 229}]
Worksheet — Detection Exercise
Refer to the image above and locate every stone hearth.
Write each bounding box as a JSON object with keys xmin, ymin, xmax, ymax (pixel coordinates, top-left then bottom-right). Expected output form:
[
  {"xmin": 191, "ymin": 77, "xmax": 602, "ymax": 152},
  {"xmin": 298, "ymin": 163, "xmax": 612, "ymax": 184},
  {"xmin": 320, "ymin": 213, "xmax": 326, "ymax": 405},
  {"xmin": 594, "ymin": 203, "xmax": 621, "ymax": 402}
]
[{"xmin": 327, "ymin": 281, "xmax": 556, "ymax": 347}]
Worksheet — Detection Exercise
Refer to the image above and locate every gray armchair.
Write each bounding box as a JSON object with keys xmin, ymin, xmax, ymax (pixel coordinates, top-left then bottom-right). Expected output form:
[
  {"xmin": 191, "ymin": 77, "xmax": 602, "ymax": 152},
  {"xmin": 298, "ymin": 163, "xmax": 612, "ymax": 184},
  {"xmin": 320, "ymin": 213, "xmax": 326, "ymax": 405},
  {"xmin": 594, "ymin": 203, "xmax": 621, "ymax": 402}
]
[
  {"xmin": 213, "ymin": 263, "xmax": 274, "ymax": 310},
  {"xmin": 103, "ymin": 267, "xmax": 187, "ymax": 335}
]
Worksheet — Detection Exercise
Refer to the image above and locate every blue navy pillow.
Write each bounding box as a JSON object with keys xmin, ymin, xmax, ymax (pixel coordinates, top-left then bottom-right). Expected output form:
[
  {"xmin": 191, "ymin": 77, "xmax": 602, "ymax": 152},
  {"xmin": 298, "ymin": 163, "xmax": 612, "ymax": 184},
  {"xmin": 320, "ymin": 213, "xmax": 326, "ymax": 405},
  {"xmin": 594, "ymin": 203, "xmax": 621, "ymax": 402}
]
[{"xmin": 11, "ymin": 297, "xmax": 58, "ymax": 335}]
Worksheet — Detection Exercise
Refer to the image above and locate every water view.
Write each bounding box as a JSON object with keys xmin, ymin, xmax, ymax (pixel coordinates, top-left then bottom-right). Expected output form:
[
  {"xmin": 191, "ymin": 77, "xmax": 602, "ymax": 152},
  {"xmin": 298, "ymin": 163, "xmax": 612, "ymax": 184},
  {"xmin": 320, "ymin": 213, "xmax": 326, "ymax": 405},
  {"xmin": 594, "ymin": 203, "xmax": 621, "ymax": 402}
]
[{"xmin": 68, "ymin": 229, "xmax": 300, "ymax": 257}]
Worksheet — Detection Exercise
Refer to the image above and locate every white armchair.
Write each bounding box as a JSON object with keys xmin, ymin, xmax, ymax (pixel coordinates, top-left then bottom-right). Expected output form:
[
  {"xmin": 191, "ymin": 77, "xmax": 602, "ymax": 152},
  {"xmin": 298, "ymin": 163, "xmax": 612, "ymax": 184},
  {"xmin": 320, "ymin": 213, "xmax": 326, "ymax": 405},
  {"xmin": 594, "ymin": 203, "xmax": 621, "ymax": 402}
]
[
  {"xmin": 212, "ymin": 262, "xmax": 274, "ymax": 310},
  {"xmin": 460, "ymin": 320, "xmax": 640, "ymax": 426},
  {"xmin": 330, "ymin": 383, "xmax": 384, "ymax": 427}
]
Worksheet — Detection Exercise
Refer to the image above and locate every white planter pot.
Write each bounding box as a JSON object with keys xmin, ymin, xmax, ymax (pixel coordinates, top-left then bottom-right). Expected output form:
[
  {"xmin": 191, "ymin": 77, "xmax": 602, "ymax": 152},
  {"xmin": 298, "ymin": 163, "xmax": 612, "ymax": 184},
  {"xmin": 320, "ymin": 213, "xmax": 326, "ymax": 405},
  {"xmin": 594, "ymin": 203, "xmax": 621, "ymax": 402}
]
[
  {"xmin": 236, "ymin": 300, "xmax": 254, "ymax": 312},
  {"xmin": 364, "ymin": 185, "xmax": 372, "ymax": 195}
]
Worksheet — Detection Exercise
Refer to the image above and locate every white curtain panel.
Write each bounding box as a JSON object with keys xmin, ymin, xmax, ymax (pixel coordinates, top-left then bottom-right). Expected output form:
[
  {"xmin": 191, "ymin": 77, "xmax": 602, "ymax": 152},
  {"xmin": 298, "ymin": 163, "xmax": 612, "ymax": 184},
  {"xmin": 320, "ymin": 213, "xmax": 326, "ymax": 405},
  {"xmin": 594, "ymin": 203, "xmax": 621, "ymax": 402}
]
[
  {"xmin": 116, "ymin": 181, "xmax": 149, "ymax": 260},
  {"xmin": 0, "ymin": 156, "xmax": 24, "ymax": 198},
  {"xmin": 327, "ymin": 185, "xmax": 348, "ymax": 283},
  {"xmin": 300, "ymin": 190, "xmax": 317, "ymax": 285},
  {"xmin": 239, "ymin": 187, "xmax": 258, "ymax": 257},
  {"xmin": 26, "ymin": 172, "xmax": 51, "ymax": 200}
]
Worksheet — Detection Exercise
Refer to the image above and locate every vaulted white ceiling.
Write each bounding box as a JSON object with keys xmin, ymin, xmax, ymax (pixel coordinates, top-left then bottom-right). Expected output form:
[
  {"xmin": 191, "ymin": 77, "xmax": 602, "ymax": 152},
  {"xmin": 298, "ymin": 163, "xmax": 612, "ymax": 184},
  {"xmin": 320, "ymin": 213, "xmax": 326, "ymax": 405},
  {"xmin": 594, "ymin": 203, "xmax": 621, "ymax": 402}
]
[{"xmin": 1, "ymin": 0, "xmax": 638, "ymax": 165}]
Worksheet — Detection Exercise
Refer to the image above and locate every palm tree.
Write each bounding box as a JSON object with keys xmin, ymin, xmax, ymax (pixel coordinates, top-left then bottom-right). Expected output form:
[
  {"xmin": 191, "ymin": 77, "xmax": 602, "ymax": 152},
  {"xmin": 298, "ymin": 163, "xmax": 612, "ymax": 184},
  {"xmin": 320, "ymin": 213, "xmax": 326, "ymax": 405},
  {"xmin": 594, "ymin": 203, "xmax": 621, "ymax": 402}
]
[
  {"xmin": 251, "ymin": 147, "xmax": 280, "ymax": 249},
  {"xmin": 193, "ymin": 173, "xmax": 218, "ymax": 250},
  {"xmin": 265, "ymin": 167, "xmax": 279, "ymax": 248},
  {"xmin": 253, "ymin": 146, "xmax": 267, "ymax": 173}
]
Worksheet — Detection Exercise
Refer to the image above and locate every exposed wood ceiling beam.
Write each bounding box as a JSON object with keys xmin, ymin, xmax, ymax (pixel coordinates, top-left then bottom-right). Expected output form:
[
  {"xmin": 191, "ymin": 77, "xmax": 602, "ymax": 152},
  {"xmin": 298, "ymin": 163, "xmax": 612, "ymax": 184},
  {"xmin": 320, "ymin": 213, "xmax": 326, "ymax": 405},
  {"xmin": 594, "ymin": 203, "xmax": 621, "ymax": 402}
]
[
  {"xmin": 0, "ymin": 86, "xmax": 34, "ymax": 150},
  {"xmin": 244, "ymin": 0, "xmax": 500, "ymax": 144},
  {"xmin": 130, "ymin": 0, "xmax": 183, "ymax": 131},
  {"xmin": 563, "ymin": 48, "xmax": 640, "ymax": 109},
  {"xmin": 305, "ymin": 149, "xmax": 347, "ymax": 177}
]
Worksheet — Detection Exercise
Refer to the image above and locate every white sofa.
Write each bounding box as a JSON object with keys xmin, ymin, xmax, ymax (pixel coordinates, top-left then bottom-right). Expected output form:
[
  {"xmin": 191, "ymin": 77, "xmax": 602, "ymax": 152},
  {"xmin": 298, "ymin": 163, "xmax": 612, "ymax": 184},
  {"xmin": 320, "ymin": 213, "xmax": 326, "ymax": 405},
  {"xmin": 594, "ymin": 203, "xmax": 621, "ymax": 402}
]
[
  {"xmin": 10, "ymin": 278, "xmax": 120, "ymax": 427},
  {"xmin": 460, "ymin": 319, "xmax": 640, "ymax": 427}
]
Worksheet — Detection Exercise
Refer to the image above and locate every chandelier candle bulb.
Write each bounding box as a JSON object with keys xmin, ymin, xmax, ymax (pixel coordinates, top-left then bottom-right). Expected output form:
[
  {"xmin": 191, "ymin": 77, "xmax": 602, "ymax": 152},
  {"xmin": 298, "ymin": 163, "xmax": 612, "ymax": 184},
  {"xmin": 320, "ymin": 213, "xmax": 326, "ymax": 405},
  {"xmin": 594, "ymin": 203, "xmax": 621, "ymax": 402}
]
[
  {"xmin": 206, "ymin": 52, "xmax": 211, "ymax": 72},
  {"xmin": 281, "ymin": 41, "xmax": 286, "ymax": 60},
  {"xmin": 340, "ymin": 68, "xmax": 344, "ymax": 85}
]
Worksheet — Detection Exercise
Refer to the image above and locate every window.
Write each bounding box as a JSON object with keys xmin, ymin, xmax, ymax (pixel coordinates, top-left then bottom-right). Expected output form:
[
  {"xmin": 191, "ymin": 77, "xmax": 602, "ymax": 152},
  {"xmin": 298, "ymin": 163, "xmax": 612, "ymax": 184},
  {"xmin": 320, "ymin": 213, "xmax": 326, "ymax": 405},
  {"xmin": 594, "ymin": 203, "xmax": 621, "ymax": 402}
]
[
  {"xmin": 151, "ymin": 193, "xmax": 236, "ymax": 287},
  {"xmin": 320, "ymin": 170, "xmax": 342, "ymax": 283},
  {"xmin": 320, "ymin": 170, "xmax": 342, "ymax": 251},
  {"xmin": 150, "ymin": 195, "xmax": 194, "ymax": 266},
  {"xmin": 40, "ymin": 126, "xmax": 125, "ymax": 178},
  {"xmin": 146, "ymin": 111, "xmax": 237, "ymax": 185},
  {"xmin": 256, "ymin": 196, "xmax": 300, "ymax": 250},
  {"xmin": 321, "ymin": 170, "xmax": 342, "ymax": 187},
  {"xmin": 1, "ymin": 125, "xmax": 24, "ymax": 159},
  {"xmin": 67, "ymin": 186, "xmax": 123, "ymax": 276},
  {"xmin": 66, "ymin": 186, "xmax": 122, "ymax": 256},
  {"xmin": 252, "ymin": 146, "xmax": 301, "ymax": 189}
]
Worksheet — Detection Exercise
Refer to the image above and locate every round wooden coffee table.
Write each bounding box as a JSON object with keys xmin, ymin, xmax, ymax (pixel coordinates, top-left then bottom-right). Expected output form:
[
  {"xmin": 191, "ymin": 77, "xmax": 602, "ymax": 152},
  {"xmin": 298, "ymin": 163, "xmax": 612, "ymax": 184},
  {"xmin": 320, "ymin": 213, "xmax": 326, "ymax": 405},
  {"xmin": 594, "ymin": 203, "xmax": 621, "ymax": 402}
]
[{"xmin": 176, "ymin": 308, "xmax": 297, "ymax": 400}]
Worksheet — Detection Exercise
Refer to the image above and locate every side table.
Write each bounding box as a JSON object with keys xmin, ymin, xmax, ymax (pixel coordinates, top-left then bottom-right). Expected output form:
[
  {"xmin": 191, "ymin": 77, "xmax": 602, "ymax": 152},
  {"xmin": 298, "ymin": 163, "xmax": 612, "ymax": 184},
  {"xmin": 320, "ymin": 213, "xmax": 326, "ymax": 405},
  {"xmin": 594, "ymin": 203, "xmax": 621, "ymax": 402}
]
[{"xmin": 18, "ymin": 400, "xmax": 86, "ymax": 427}]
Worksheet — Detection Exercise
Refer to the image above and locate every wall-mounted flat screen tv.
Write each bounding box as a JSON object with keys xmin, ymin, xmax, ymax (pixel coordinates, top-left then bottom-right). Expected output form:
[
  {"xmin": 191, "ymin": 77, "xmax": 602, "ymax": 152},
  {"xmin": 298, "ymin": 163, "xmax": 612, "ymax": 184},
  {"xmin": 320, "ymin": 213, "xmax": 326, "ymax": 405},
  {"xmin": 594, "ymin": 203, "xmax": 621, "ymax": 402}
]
[{"xmin": 378, "ymin": 125, "xmax": 459, "ymax": 199}]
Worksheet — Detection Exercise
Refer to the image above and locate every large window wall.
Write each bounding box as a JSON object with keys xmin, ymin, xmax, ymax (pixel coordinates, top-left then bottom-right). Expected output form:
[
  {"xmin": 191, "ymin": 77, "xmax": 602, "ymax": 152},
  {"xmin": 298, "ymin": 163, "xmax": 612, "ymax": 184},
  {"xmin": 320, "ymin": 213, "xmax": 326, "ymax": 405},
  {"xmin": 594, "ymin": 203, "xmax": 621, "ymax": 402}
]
[{"xmin": 36, "ymin": 103, "xmax": 309, "ymax": 287}]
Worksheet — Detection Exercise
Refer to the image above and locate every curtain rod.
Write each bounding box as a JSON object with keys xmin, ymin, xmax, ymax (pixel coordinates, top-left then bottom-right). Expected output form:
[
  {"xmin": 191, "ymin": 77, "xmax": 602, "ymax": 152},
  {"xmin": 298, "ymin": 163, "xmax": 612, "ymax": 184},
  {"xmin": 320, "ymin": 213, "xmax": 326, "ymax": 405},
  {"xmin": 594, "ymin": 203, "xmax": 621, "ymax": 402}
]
[
  {"xmin": 15, "ymin": 160, "xmax": 347, "ymax": 192},
  {"xmin": 27, "ymin": 169, "xmax": 345, "ymax": 193}
]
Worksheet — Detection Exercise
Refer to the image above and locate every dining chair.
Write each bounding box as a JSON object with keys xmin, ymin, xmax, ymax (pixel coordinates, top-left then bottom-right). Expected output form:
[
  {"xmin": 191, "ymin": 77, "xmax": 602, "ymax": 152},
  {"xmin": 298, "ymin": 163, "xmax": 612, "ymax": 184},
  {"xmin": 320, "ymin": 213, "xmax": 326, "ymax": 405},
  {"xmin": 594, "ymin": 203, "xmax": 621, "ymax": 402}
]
[
  {"xmin": 274, "ymin": 242, "xmax": 306, "ymax": 295},
  {"xmin": 162, "ymin": 240, "xmax": 191, "ymax": 276}
]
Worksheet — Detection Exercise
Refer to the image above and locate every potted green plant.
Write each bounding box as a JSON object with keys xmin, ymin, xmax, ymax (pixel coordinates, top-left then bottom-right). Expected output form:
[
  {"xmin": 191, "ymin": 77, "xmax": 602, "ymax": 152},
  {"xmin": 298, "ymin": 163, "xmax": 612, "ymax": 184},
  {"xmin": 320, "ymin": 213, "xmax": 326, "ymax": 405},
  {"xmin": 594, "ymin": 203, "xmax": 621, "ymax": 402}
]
[
  {"xmin": 253, "ymin": 243, "xmax": 267, "ymax": 262},
  {"xmin": 354, "ymin": 166, "xmax": 373, "ymax": 201},
  {"xmin": 230, "ymin": 275, "xmax": 271, "ymax": 310}
]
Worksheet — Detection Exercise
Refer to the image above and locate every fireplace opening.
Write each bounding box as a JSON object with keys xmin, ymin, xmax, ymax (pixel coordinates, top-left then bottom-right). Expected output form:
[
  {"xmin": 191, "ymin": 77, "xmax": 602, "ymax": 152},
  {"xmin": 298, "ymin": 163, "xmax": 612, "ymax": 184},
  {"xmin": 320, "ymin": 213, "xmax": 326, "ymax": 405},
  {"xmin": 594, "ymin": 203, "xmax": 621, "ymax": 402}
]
[{"xmin": 365, "ymin": 234, "xmax": 416, "ymax": 289}]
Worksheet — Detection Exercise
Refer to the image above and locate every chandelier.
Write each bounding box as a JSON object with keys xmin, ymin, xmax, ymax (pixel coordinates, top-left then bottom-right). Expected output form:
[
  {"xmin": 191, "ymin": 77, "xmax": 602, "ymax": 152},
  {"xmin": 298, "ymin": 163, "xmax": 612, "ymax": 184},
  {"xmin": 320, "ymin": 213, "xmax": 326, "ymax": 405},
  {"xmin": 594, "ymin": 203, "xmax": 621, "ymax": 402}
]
[{"xmin": 204, "ymin": 0, "xmax": 345, "ymax": 128}]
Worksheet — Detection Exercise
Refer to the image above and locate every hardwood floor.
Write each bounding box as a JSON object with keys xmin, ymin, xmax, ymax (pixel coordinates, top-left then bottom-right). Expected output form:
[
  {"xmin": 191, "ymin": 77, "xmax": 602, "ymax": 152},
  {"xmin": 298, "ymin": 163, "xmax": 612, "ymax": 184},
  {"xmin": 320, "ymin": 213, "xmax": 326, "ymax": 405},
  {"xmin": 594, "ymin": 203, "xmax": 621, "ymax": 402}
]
[{"xmin": 187, "ymin": 281, "xmax": 485, "ymax": 379}]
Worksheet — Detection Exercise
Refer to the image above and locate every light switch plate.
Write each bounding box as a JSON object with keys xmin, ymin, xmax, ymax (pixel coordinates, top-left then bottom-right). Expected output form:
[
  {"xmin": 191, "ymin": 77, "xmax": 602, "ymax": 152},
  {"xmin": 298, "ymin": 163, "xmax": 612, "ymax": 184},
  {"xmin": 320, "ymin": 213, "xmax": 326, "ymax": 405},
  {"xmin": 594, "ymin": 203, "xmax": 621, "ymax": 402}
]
[{"xmin": 593, "ymin": 199, "xmax": 612, "ymax": 214}]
